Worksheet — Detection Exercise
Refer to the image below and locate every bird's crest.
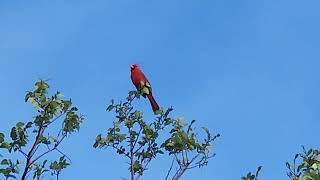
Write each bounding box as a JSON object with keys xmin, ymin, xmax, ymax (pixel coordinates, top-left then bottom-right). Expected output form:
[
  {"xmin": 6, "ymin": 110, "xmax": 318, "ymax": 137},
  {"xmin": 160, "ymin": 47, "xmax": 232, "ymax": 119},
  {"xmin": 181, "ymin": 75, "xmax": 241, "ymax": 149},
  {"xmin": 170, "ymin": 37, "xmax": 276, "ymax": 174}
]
[{"xmin": 130, "ymin": 64, "xmax": 139, "ymax": 70}]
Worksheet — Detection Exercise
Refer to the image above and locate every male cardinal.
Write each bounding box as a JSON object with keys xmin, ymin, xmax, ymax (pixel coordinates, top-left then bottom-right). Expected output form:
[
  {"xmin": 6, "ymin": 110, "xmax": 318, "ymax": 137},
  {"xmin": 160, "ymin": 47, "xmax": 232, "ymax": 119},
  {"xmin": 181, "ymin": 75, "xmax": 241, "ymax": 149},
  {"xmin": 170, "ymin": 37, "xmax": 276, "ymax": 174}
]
[{"xmin": 130, "ymin": 64, "xmax": 160, "ymax": 113}]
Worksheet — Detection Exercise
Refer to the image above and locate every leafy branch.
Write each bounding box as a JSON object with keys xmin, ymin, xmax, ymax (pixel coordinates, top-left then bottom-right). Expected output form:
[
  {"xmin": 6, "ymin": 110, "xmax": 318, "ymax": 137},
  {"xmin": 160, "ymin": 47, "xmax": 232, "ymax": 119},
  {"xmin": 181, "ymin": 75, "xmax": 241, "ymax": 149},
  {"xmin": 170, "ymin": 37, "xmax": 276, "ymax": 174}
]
[
  {"xmin": 94, "ymin": 91, "xmax": 173, "ymax": 180},
  {"xmin": 286, "ymin": 146, "xmax": 320, "ymax": 180},
  {"xmin": 0, "ymin": 80, "xmax": 84, "ymax": 180},
  {"xmin": 162, "ymin": 119, "xmax": 220, "ymax": 180},
  {"xmin": 94, "ymin": 90, "xmax": 219, "ymax": 180},
  {"xmin": 242, "ymin": 166, "xmax": 262, "ymax": 180}
]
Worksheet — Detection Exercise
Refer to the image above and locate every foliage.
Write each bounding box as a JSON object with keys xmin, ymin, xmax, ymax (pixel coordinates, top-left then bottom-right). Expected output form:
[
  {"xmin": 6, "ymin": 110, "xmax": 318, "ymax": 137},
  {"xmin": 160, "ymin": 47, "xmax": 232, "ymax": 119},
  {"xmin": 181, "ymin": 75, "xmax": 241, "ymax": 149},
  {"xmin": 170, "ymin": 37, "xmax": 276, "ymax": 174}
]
[
  {"xmin": 94, "ymin": 90, "xmax": 219, "ymax": 180},
  {"xmin": 242, "ymin": 166, "xmax": 262, "ymax": 180},
  {"xmin": 3, "ymin": 79, "xmax": 319, "ymax": 180},
  {"xmin": 163, "ymin": 119, "xmax": 220, "ymax": 180},
  {"xmin": 0, "ymin": 157, "xmax": 20, "ymax": 179},
  {"xmin": 50, "ymin": 156, "xmax": 70, "ymax": 178},
  {"xmin": 94, "ymin": 91, "xmax": 172, "ymax": 179},
  {"xmin": 0, "ymin": 80, "xmax": 84, "ymax": 180},
  {"xmin": 287, "ymin": 146, "xmax": 320, "ymax": 180}
]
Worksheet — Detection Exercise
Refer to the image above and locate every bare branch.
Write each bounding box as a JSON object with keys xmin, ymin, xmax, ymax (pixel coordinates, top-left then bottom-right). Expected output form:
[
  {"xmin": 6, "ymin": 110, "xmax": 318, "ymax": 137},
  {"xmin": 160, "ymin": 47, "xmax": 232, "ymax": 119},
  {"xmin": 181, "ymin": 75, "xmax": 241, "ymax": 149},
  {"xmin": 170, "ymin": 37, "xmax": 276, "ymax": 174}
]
[{"xmin": 165, "ymin": 159, "xmax": 175, "ymax": 180}]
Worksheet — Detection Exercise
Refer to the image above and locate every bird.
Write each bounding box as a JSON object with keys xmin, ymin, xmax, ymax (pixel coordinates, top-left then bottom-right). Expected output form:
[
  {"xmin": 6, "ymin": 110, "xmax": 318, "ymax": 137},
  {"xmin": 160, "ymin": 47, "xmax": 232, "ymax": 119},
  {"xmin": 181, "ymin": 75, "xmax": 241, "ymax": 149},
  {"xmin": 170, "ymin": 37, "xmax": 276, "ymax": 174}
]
[{"xmin": 130, "ymin": 64, "xmax": 160, "ymax": 113}]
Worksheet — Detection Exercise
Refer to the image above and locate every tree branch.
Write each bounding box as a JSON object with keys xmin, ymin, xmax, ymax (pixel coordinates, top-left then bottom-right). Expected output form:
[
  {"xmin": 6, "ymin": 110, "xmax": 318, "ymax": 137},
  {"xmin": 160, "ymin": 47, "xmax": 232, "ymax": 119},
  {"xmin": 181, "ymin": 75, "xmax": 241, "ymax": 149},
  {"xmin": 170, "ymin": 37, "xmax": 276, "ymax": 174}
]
[
  {"xmin": 165, "ymin": 159, "xmax": 175, "ymax": 180},
  {"xmin": 29, "ymin": 135, "xmax": 66, "ymax": 166},
  {"xmin": 172, "ymin": 165, "xmax": 188, "ymax": 180},
  {"xmin": 133, "ymin": 128, "xmax": 142, "ymax": 152},
  {"xmin": 21, "ymin": 124, "xmax": 45, "ymax": 180}
]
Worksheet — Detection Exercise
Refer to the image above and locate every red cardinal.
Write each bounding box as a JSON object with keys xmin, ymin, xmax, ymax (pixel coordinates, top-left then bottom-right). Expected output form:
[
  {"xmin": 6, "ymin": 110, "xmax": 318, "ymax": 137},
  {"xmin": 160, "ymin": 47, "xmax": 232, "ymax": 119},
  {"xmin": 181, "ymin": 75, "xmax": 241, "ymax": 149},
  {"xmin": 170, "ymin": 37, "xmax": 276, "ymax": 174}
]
[{"xmin": 130, "ymin": 64, "xmax": 160, "ymax": 113}]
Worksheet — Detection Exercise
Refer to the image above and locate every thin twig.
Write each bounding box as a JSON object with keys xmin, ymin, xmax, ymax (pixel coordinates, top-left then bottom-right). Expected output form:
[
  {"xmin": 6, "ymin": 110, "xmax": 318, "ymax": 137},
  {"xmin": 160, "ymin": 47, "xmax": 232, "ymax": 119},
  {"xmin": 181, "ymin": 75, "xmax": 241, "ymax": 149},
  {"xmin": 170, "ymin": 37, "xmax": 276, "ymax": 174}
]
[
  {"xmin": 188, "ymin": 154, "xmax": 200, "ymax": 165},
  {"xmin": 29, "ymin": 135, "xmax": 65, "ymax": 166},
  {"xmin": 181, "ymin": 150, "xmax": 186, "ymax": 165},
  {"xmin": 21, "ymin": 124, "xmax": 45, "ymax": 180},
  {"xmin": 56, "ymin": 148, "xmax": 72, "ymax": 163},
  {"xmin": 133, "ymin": 128, "xmax": 142, "ymax": 151},
  {"xmin": 133, "ymin": 144, "xmax": 144, "ymax": 155},
  {"xmin": 19, "ymin": 149, "xmax": 28, "ymax": 158},
  {"xmin": 165, "ymin": 159, "xmax": 175, "ymax": 180},
  {"xmin": 130, "ymin": 142, "xmax": 135, "ymax": 180},
  {"xmin": 174, "ymin": 154, "xmax": 181, "ymax": 166},
  {"xmin": 47, "ymin": 112, "xmax": 67, "ymax": 127}
]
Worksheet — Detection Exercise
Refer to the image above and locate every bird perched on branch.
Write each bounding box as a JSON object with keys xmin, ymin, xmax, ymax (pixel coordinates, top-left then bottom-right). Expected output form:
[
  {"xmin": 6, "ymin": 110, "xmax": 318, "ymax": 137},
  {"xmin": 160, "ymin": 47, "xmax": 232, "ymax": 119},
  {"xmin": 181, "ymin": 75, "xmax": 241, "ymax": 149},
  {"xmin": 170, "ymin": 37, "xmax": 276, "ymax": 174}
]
[{"xmin": 130, "ymin": 64, "xmax": 160, "ymax": 113}]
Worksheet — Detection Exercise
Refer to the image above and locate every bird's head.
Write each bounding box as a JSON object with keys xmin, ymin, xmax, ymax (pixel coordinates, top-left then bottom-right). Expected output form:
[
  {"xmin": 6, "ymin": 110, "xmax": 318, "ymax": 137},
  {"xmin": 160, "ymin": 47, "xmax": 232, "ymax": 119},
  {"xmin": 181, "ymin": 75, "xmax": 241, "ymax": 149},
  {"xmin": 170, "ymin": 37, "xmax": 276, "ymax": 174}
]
[{"xmin": 130, "ymin": 64, "xmax": 139, "ymax": 71}]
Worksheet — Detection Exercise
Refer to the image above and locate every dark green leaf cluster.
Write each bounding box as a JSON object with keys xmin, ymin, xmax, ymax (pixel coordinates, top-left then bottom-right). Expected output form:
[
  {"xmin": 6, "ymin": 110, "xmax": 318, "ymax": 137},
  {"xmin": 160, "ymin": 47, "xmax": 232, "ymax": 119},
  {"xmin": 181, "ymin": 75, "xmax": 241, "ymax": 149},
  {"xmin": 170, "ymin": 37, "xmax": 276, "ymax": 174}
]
[
  {"xmin": 31, "ymin": 156, "xmax": 70, "ymax": 180},
  {"xmin": 162, "ymin": 119, "xmax": 217, "ymax": 156},
  {"xmin": 63, "ymin": 108, "xmax": 83, "ymax": 133},
  {"xmin": 25, "ymin": 80, "xmax": 83, "ymax": 132},
  {"xmin": 49, "ymin": 156, "xmax": 70, "ymax": 177},
  {"xmin": 0, "ymin": 158, "xmax": 20, "ymax": 179},
  {"xmin": 32, "ymin": 160, "xmax": 48, "ymax": 180},
  {"xmin": 0, "ymin": 133, "xmax": 19, "ymax": 179},
  {"xmin": 8, "ymin": 122, "xmax": 33, "ymax": 153},
  {"xmin": 287, "ymin": 147, "xmax": 320, "ymax": 180}
]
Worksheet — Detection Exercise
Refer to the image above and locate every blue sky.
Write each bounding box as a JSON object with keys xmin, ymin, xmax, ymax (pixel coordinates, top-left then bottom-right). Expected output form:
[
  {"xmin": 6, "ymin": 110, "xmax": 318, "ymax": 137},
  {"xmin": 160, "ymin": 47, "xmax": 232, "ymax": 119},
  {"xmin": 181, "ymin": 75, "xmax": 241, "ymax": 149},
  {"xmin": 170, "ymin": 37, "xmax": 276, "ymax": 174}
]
[{"xmin": 1, "ymin": 0, "xmax": 320, "ymax": 179}]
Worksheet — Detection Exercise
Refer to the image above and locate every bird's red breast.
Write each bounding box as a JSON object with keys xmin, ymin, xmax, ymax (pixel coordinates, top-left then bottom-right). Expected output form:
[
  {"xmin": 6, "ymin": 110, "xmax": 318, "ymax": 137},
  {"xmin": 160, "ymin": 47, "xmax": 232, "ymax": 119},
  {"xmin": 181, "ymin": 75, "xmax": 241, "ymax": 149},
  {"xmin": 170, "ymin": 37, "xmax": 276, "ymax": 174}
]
[
  {"xmin": 130, "ymin": 64, "xmax": 160, "ymax": 112},
  {"xmin": 130, "ymin": 64, "xmax": 150, "ymax": 90}
]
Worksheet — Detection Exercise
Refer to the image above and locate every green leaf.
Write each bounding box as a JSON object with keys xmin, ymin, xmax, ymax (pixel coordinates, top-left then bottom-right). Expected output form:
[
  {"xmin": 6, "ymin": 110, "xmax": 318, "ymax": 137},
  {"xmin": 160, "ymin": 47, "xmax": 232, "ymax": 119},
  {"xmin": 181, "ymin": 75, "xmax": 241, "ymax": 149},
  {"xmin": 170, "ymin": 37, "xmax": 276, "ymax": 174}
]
[
  {"xmin": 16, "ymin": 122, "xmax": 24, "ymax": 128},
  {"xmin": 190, "ymin": 120, "xmax": 196, "ymax": 125},
  {"xmin": 0, "ymin": 133, "xmax": 4, "ymax": 143},
  {"xmin": 93, "ymin": 135, "xmax": 102, "ymax": 148},
  {"xmin": 257, "ymin": 166, "xmax": 262, "ymax": 172},
  {"xmin": 0, "ymin": 169, "xmax": 7, "ymax": 175},
  {"xmin": 25, "ymin": 122, "xmax": 33, "ymax": 129},
  {"xmin": 10, "ymin": 127, "xmax": 17, "ymax": 141},
  {"xmin": 29, "ymin": 98, "xmax": 43, "ymax": 111},
  {"xmin": 106, "ymin": 105, "xmax": 114, "ymax": 112},
  {"xmin": 133, "ymin": 161, "xmax": 142, "ymax": 173},
  {"xmin": 311, "ymin": 163, "xmax": 318, "ymax": 170},
  {"xmin": 1, "ymin": 159, "xmax": 9, "ymax": 165},
  {"xmin": 202, "ymin": 127, "xmax": 210, "ymax": 134},
  {"xmin": 25, "ymin": 92, "xmax": 32, "ymax": 102},
  {"xmin": 0, "ymin": 142, "xmax": 10, "ymax": 149}
]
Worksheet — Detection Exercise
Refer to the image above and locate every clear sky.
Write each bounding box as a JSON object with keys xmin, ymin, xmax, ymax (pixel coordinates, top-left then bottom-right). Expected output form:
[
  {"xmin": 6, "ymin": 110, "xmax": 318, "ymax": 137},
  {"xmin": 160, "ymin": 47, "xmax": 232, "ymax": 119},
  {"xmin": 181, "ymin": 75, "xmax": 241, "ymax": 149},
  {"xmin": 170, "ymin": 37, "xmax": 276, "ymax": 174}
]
[{"xmin": 1, "ymin": 0, "xmax": 320, "ymax": 179}]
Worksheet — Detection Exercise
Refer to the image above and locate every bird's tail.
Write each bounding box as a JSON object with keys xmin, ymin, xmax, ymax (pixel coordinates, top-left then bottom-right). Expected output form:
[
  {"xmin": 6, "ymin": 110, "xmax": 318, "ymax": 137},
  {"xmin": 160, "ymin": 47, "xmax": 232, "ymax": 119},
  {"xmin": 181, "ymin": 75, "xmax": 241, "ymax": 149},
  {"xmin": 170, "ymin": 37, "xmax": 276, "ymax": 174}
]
[{"xmin": 146, "ymin": 93, "xmax": 160, "ymax": 113}]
